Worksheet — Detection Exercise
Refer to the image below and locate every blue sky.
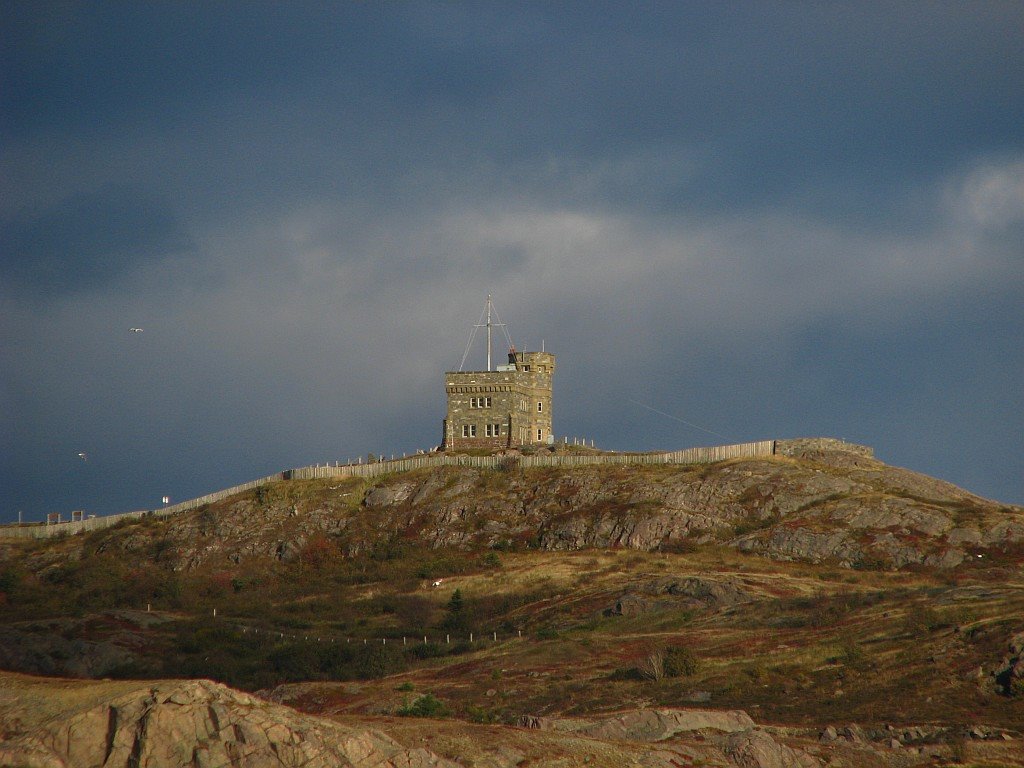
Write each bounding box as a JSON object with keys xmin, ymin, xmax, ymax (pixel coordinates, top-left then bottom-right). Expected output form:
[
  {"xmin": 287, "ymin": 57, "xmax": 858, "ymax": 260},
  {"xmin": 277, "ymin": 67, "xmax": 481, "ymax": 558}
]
[{"xmin": 2, "ymin": 2, "xmax": 1022, "ymax": 521}]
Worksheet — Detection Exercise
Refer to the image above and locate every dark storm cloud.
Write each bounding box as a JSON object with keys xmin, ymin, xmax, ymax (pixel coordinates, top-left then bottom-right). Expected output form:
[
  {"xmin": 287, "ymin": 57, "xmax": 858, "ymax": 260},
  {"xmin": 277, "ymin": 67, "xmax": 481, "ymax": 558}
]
[
  {"xmin": 1, "ymin": 186, "xmax": 191, "ymax": 293},
  {"xmin": 1, "ymin": 3, "xmax": 1022, "ymax": 521}
]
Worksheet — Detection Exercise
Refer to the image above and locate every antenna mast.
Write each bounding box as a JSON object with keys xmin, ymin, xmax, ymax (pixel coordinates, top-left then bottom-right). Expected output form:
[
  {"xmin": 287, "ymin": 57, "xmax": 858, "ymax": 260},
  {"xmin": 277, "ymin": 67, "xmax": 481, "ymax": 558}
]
[
  {"xmin": 474, "ymin": 294, "xmax": 510, "ymax": 371},
  {"xmin": 487, "ymin": 295, "xmax": 493, "ymax": 371},
  {"xmin": 459, "ymin": 295, "xmax": 514, "ymax": 371}
]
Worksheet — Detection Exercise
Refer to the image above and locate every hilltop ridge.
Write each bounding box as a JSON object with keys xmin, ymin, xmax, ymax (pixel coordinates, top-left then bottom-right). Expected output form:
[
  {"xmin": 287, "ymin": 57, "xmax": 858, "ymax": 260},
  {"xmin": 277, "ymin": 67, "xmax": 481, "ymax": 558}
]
[
  {"xmin": 18, "ymin": 437, "xmax": 1017, "ymax": 574},
  {"xmin": 2, "ymin": 439, "xmax": 1023, "ymax": 767}
]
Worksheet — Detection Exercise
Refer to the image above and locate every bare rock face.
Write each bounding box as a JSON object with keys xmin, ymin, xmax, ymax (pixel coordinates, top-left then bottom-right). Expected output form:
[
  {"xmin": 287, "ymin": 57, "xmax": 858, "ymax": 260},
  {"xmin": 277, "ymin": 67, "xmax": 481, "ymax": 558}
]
[
  {"xmin": 575, "ymin": 708, "xmax": 757, "ymax": 741},
  {"xmin": 605, "ymin": 576, "xmax": 756, "ymax": 616},
  {"xmin": 994, "ymin": 631, "xmax": 1024, "ymax": 696},
  {"xmin": 521, "ymin": 707, "xmax": 755, "ymax": 740},
  {"xmin": 655, "ymin": 575, "xmax": 754, "ymax": 606},
  {"xmin": 520, "ymin": 708, "xmax": 822, "ymax": 768},
  {"xmin": 364, "ymin": 483, "xmax": 417, "ymax": 508},
  {"xmin": 717, "ymin": 728, "xmax": 820, "ymax": 768},
  {"xmin": 0, "ymin": 678, "xmax": 457, "ymax": 768}
]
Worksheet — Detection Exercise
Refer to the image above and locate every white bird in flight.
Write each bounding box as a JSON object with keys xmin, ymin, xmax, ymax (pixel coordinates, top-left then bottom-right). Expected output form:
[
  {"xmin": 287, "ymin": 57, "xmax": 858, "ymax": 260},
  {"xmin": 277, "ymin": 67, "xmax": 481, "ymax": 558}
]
[
  {"xmin": 129, "ymin": 327, "xmax": 143, "ymax": 333},
  {"xmin": 77, "ymin": 452, "xmax": 87, "ymax": 461}
]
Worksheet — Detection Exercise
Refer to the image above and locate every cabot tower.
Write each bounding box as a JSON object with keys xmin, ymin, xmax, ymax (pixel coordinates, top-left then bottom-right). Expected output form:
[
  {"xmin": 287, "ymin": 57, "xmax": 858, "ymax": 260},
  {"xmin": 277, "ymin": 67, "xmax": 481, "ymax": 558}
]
[{"xmin": 442, "ymin": 297, "xmax": 555, "ymax": 450}]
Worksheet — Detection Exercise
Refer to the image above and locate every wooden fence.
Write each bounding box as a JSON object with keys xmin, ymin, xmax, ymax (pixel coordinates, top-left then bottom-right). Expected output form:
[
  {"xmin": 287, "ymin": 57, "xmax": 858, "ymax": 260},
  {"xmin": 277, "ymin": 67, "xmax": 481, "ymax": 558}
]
[
  {"xmin": 289, "ymin": 440, "xmax": 776, "ymax": 480},
  {"xmin": 1, "ymin": 440, "xmax": 776, "ymax": 540}
]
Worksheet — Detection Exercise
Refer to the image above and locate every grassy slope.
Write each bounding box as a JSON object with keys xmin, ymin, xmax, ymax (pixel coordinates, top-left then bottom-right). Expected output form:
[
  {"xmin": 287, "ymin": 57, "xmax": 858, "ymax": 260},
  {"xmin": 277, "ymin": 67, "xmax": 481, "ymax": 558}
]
[
  {"xmin": 261, "ymin": 548, "xmax": 1024, "ymax": 730},
  {"xmin": 2, "ymin": 458, "xmax": 1023, "ymax": 751}
]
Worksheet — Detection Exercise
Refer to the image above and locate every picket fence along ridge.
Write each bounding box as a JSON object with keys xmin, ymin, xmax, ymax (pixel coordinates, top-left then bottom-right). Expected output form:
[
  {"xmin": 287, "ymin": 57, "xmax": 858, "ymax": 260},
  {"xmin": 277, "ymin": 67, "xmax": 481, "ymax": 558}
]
[{"xmin": 2, "ymin": 440, "xmax": 776, "ymax": 539}]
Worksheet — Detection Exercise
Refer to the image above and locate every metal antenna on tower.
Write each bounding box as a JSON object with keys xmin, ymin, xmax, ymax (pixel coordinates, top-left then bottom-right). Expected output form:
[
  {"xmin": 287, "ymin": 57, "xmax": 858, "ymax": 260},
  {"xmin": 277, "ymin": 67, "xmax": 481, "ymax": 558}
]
[
  {"xmin": 487, "ymin": 295, "xmax": 493, "ymax": 371},
  {"xmin": 458, "ymin": 295, "xmax": 514, "ymax": 371},
  {"xmin": 474, "ymin": 294, "xmax": 511, "ymax": 371}
]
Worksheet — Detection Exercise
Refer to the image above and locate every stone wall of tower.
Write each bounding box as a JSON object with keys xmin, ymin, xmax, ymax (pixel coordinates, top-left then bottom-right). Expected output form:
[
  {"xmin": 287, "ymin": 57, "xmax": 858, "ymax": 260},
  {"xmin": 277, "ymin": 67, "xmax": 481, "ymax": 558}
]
[
  {"xmin": 509, "ymin": 351, "xmax": 555, "ymax": 447},
  {"xmin": 443, "ymin": 350, "xmax": 555, "ymax": 451}
]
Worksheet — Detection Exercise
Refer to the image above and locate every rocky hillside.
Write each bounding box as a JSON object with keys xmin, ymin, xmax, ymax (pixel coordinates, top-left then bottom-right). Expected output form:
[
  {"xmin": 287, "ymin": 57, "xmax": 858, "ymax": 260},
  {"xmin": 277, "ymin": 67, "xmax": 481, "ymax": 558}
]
[
  {"xmin": 24, "ymin": 440, "xmax": 1020, "ymax": 574},
  {"xmin": 2, "ymin": 441, "xmax": 1023, "ymax": 768}
]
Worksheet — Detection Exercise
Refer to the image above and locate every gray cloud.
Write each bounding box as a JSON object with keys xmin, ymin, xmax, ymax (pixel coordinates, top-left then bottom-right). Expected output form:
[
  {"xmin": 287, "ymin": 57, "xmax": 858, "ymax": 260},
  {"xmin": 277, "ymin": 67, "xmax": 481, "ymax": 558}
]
[
  {"xmin": 1, "ymin": 185, "xmax": 192, "ymax": 293},
  {"xmin": 2, "ymin": 4, "xmax": 1022, "ymax": 520}
]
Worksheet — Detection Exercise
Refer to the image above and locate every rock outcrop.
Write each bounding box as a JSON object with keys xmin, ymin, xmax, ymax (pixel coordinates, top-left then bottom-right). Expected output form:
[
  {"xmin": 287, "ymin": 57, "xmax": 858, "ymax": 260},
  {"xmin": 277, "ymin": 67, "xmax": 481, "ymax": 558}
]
[
  {"xmin": 719, "ymin": 728, "xmax": 820, "ymax": 768},
  {"xmin": 0, "ymin": 678, "xmax": 457, "ymax": 768},
  {"xmin": 520, "ymin": 708, "xmax": 821, "ymax": 768},
  {"xmin": 994, "ymin": 631, "xmax": 1024, "ymax": 696},
  {"xmin": 605, "ymin": 575, "xmax": 756, "ymax": 616}
]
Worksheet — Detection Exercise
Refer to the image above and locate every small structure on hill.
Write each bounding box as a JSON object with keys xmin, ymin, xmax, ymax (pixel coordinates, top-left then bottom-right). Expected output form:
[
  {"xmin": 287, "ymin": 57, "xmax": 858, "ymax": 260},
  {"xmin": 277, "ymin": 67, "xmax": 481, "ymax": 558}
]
[{"xmin": 442, "ymin": 296, "xmax": 555, "ymax": 450}]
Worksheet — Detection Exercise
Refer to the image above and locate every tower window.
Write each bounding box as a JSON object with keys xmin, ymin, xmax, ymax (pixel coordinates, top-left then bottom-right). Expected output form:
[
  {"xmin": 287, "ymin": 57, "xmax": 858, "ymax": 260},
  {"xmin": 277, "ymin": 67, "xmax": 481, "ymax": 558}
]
[
  {"xmin": 462, "ymin": 424, "xmax": 477, "ymax": 437},
  {"xmin": 537, "ymin": 429, "xmax": 543, "ymax": 441},
  {"xmin": 537, "ymin": 401, "xmax": 543, "ymax": 412}
]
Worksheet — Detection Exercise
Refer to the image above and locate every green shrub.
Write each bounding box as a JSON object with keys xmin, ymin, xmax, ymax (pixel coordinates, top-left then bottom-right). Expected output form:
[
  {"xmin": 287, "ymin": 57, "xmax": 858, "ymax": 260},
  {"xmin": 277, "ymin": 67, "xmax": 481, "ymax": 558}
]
[
  {"xmin": 902, "ymin": 605, "xmax": 946, "ymax": 635},
  {"xmin": 406, "ymin": 640, "xmax": 472, "ymax": 660},
  {"xmin": 407, "ymin": 642, "xmax": 447, "ymax": 660},
  {"xmin": 465, "ymin": 704, "xmax": 502, "ymax": 724},
  {"xmin": 268, "ymin": 643, "xmax": 321, "ymax": 680},
  {"xmin": 353, "ymin": 643, "xmax": 405, "ymax": 679},
  {"xmin": 441, "ymin": 589, "xmax": 469, "ymax": 630},
  {"xmin": 1010, "ymin": 676, "xmax": 1024, "ymax": 698},
  {"xmin": 608, "ymin": 667, "xmax": 643, "ymax": 680},
  {"xmin": 839, "ymin": 638, "xmax": 867, "ymax": 671},
  {"xmin": 732, "ymin": 512, "xmax": 780, "ymax": 537},
  {"xmin": 482, "ymin": 551, "xmax": 502, "ymax": 568},
  {"xmin": 664, "ymin": 646, "xmax": 699, "ymax": 677},
  {"xmin": 397, "ymin": 693, "xmax": 449, "ymax": 718}
]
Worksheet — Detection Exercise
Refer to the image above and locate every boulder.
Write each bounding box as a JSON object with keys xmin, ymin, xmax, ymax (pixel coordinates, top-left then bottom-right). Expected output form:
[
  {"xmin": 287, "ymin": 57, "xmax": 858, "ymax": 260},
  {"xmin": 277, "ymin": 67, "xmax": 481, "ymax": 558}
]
[
  {"xmin": 839, "ymin": 724, "xmax": 865, "ymax": 743},
  {"xmin": 605, "ymin": 593, "xmax": 670, "ymax": 617},
  {"xmin": 717, "ymin": 729, "xmax": 820, "ymax": 768},
  {"xmin": 650, "ymin": 576, "xmax": 753, "ymax": 607},
  {"xmin": 363, "ymin": 483, "xmax": 415, "ymax": 507}
]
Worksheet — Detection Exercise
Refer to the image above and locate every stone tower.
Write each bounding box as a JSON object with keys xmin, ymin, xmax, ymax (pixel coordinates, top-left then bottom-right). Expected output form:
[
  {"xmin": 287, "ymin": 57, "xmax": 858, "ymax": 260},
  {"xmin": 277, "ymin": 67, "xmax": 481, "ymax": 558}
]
[{"xmin": 442, "ymin": 298, "xmax": 555, "ymax": 451}]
